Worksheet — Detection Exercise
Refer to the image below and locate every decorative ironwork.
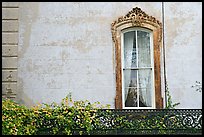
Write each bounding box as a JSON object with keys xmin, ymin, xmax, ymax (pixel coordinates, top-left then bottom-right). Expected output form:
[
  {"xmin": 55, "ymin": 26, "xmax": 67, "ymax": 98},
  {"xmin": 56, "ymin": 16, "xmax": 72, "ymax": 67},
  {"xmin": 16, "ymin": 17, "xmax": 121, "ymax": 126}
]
[
  {"xmin": 89, "ymin": 109, "xmax": 202, "ymax": 135},
  {"xmin": 37, "ymin": 109, "xmax": 202, "ymax": 135}
]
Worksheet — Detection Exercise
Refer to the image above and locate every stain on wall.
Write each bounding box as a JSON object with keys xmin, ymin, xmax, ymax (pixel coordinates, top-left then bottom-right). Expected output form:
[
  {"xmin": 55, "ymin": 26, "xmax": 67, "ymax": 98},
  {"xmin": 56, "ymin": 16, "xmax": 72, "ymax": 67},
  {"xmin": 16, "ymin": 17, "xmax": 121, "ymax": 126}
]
[{"xmin": 15, "ymin": 2, "xmax": 202, "ymax": 108}]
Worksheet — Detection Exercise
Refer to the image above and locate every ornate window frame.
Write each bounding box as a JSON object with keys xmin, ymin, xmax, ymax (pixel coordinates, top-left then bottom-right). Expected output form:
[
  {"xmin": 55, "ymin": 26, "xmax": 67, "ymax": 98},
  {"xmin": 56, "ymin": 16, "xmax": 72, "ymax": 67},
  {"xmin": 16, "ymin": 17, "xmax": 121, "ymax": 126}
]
[{"xmin": 111, "ymin": 7, "xmax": 163, "ymax": 109}]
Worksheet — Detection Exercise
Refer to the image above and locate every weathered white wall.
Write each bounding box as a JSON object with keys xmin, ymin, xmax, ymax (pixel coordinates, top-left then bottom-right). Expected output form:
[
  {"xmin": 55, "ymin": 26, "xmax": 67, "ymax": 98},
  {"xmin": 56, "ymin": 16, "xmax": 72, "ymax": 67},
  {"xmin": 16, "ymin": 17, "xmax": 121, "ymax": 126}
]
[
  {"xmin": 164, "ymin": 2, "xmax": 202, "ymax": 108},
  {"xmin": 16, "ymin": 2, "xmax": 201, "ymax": 108}
]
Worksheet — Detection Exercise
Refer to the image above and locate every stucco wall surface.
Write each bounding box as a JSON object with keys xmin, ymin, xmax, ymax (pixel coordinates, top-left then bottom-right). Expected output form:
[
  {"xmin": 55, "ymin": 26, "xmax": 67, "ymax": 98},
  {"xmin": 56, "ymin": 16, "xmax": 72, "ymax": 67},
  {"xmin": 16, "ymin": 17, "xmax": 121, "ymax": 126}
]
[
  {"xmin": 164, "ymin": 2, "xmax": 202, "ymax": 108},
  {"xmin": 16, "ymin": 2, "xmax": 201, "ymax": 108}
]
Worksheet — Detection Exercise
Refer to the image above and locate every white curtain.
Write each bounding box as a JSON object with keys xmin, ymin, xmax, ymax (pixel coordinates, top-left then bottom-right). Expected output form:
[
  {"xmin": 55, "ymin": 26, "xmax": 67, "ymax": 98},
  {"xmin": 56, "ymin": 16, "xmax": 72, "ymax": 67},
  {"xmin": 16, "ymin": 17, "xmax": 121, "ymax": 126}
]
[
  {"xmin": 124, "ymin": 31, "xmax": 136, "ymax": 106},
  {"xmin": 138, "ymin": 70, "xmax": 152, "ymax": 107},
  {"xmin": 137, "ymin": 31, "xmax": 152, "ymax": 107}
]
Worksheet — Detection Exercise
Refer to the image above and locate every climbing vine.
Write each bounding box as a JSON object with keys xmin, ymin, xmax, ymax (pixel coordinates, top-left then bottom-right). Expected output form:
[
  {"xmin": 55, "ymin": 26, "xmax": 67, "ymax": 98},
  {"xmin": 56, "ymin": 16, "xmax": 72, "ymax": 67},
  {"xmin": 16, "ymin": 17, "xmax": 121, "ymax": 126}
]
[{"xmin": 165, "ymin": 83, "xmax": 180, "ymax": 109}]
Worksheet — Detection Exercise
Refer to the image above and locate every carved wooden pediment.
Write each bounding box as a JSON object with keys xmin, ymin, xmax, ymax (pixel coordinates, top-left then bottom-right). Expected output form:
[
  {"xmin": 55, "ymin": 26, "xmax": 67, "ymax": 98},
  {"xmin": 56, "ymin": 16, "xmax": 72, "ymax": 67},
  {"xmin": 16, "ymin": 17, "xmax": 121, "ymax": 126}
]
[{"xmin": 111, "ymin": 7, "xmax": 162, "ymax": 42}]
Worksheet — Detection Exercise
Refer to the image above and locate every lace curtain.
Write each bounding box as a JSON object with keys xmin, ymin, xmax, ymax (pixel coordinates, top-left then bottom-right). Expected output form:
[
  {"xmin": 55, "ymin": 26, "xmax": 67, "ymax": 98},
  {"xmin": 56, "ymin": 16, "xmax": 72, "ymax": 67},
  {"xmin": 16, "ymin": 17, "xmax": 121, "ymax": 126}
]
[{"xmin": 124, "ymin": 30, "xmax": 152, "ymax": 107}]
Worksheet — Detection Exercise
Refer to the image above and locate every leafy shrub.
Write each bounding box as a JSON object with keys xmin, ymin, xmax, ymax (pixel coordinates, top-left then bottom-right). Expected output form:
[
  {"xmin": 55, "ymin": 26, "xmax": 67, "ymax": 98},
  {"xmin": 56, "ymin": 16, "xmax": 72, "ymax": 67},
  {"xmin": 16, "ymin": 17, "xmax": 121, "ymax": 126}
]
[
  {"xmin": 33, "ymin": 95, "xmax": 111, "ymax": 135},
  {"xmin": 2, "ymin": 98, "xmax": 38, "ymax": 135},
  {"xmin": 2, "ymin": 94, "xmax": 131, "ymax": 135},
  {"xmin": 2, "ymin": 95, "xmax": 198, "ymax": 135}
]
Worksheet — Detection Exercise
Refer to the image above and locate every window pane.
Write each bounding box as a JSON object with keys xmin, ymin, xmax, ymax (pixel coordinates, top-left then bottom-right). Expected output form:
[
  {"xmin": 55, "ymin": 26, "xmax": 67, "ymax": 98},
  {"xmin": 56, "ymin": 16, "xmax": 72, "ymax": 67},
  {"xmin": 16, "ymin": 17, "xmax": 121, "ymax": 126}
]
[
  {"xmin": 125, "ymin": 87, "xmax": 138, "ymax": 107},
  {"xmin": 124, "ymin": 31, "xmax": 137, "ymax": 68},
  {"xmin": 138, "ymin": 69, "xmax": 152, "ymax": 107},
  {"xmin": 123, "ymin": 30, "xmax": 154, "ymax": 108},
  {"xmin": 139, "ymin": 88, "xmax": 152, "ymax": 107},
  {"xmin": 123, "ymin": 69, "xmax": 137, "ymax": 88},
  {"xmin": 137, "ymin": 31, "xmax": 151, "ymax": 67}
]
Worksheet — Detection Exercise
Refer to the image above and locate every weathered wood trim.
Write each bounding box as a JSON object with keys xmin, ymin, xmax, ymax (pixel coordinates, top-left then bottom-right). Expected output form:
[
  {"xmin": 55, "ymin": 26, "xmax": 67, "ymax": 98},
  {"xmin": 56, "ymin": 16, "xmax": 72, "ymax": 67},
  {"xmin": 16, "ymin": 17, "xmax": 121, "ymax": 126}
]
[
  {"xmin": 114, "ymin": 38, "xmax": 122, "ymax": 109},
  {"xmin": 153, "ymin": 29, "xmax": 163, "ymax": 109}
]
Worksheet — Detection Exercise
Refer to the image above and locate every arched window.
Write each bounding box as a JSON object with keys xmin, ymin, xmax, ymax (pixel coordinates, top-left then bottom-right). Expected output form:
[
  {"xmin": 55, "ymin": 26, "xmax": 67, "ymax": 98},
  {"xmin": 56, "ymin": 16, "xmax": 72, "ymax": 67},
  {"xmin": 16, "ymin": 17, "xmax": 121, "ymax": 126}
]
[{"xmin": 111, "ymin": 7, "xmax": 163, "ymax": 109}]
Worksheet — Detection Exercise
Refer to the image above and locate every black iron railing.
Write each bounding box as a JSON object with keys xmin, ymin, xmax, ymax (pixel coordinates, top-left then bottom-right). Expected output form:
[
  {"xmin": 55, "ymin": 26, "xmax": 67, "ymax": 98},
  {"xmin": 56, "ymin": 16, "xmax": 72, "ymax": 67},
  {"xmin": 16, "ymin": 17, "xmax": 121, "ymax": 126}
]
[
  {"xmin": 86, "ymin": 109, "xmax": 202, "ymax": 135},
  {"xmin": 37, "ymin": 109, "xmax": 202, "ymax": 135}
]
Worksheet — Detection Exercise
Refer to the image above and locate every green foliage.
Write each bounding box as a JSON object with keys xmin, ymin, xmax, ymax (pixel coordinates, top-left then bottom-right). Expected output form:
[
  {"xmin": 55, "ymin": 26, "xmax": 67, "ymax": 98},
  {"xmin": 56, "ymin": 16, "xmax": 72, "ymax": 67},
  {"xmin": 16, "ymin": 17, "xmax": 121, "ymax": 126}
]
[
  {"xmin": 2, "ymin": 98, "xmax": 38, "ymax": 135},
  {"xmin": 2, "ymin": 90, "xmax": 185, "ymax": 135},
  {"xmin": 2, "ymin": 94, "xmax": 131, "ymax": 135},
  {"xmin": 165, "ymin": 83, "xmax": 180, "ymax": 109},
  {"xmin": 2, "ymin": 94, "xmax": 198, "ymax": 135}
]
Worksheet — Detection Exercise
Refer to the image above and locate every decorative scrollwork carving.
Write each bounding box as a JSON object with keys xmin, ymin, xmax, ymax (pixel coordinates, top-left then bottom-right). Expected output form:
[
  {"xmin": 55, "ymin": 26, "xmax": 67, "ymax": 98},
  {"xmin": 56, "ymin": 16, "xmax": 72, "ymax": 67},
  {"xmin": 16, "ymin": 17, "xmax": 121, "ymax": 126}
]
[{"xmin": 111, "ymin": 7, "xmax": 162, "ymax": 43}]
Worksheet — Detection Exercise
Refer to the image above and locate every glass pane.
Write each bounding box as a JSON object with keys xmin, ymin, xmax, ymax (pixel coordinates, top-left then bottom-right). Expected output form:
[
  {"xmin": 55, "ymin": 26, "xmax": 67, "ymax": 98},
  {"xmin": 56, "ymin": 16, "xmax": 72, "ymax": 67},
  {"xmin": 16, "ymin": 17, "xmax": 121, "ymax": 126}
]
[
  {"xmin": 139, "ymin": 88, "xmax": 152, "ymax": 107},
  {"xmin": 123, "ymin": 70, "xmax": 137, "ymax": 88},
  {"xmin": 125, "ymin": 87, "xmax": 138, "ymax": 107},
  {"xmin": 137, "ymin": 31, "xmax": 151, "ymax": 67},
  {"xmin": 138, "ymin": 69, "xmax": 152, "ymax": 107},
  {"xmin": 138, "ymin": 69, "xmax": 152, "ymax": 88},
  {"xmin": 124, "ymin": 31, "xmax": 137, "ymax": 68}
]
